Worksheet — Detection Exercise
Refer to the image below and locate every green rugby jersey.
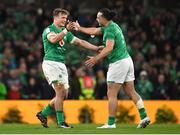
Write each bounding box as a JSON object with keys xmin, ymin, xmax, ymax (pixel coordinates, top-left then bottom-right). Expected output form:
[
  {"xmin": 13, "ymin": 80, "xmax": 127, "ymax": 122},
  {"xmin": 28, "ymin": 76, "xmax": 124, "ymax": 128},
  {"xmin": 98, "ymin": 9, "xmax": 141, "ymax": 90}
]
[
  {"xmin": 42, "ymin": 23, "xmax": 74, "ymax": 63},
  {"xmin": 101, "ymin": 21, "xmax": 129, "ymax": 64}
]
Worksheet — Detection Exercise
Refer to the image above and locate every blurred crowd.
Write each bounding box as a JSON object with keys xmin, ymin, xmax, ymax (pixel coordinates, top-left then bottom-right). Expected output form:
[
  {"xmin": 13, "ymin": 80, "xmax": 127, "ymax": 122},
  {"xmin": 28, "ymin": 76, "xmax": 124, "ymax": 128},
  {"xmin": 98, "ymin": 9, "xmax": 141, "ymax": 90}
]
[{"xmin": 0, "ymin": 0, "xmax": 179, "ymax": 100}]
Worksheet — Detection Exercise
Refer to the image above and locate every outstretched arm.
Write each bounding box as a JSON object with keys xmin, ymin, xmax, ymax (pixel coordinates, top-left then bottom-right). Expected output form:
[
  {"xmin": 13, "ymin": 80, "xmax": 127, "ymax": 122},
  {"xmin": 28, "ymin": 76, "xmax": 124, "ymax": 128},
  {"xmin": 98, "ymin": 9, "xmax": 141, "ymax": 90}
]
[
  {"xmin": 72, "ymin": 37, "xmax": 101, "ymax": 51},
  {"xmin": 73, "ymin": 21, "xmax": 102, "ymax": 35}
]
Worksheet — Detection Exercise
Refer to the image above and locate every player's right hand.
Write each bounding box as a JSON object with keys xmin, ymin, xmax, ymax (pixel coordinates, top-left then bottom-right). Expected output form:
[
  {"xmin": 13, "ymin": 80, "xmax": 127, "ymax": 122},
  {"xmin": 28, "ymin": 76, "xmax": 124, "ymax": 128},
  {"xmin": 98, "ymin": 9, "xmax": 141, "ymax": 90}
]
[
  {"xmin": 72, "ymin": 21, "xmax": 80, "ymax": 31},
  {"xmin": 66, "ymin": 21, "xmax": 74, "ymax": 31}
]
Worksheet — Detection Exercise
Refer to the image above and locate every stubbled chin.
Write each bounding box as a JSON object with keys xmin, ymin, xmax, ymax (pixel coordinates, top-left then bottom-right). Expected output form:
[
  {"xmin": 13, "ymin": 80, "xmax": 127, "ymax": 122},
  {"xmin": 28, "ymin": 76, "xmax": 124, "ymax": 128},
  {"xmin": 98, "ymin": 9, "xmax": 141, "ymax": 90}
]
[{"xmin": 59, "ymin": 24, "xmax": 65, "ymax": 27}]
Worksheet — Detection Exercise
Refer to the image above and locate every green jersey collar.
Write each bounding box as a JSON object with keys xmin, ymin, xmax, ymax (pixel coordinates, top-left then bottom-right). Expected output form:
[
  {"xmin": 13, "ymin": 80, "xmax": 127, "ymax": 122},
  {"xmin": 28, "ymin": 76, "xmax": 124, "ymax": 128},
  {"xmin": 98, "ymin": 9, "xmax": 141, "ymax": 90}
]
[
  {"xmin": 106, "ymin": 21, "xmax": 113, "ymax": 27},
  {"xmin": 52, "ymin": 23, "xmax": 64, "ymax": 30}
]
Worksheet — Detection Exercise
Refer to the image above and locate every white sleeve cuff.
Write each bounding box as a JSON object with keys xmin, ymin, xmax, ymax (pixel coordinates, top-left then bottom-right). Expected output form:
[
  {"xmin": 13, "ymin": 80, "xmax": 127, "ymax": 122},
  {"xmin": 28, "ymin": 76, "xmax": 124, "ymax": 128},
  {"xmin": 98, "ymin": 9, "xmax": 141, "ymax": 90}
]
[
  {"xmin": 47, "ymin": 32, "xmax": 56, "ymax": 39},
  {"xmin": 70, "ymin": 37, "xmax": 77, "ymax": 44}
]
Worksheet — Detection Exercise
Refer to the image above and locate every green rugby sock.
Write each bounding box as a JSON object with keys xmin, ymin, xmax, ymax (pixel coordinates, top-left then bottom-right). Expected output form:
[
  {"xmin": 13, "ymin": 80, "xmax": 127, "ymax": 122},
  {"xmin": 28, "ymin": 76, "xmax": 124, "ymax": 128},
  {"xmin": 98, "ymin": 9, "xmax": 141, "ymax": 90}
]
[
  {"xmin": 41, "ymin": 104, "xmax": 53, "ymax": 117},
  {"xmin": 139, "ymin": 108, "xmax": 147, "ymax": 120},
  {"xmin": 56, "ymin": 111, "xmax": 64, "ymax": 125},
  {"xmin": 108, "ymin": 116, "xmax": 115, "ymax": 125}
]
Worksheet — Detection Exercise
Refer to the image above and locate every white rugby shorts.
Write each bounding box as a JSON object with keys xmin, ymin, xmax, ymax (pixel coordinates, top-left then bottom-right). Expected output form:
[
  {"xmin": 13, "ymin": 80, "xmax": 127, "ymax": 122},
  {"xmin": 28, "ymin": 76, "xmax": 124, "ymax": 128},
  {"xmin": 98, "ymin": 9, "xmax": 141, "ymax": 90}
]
[
  {"xmin": 42, "ymin": 60, "xmax": 69, "ymax": 89},
  {"xmin": 107, "ymin": 57, "xmax": 135, "ymax": 83}
]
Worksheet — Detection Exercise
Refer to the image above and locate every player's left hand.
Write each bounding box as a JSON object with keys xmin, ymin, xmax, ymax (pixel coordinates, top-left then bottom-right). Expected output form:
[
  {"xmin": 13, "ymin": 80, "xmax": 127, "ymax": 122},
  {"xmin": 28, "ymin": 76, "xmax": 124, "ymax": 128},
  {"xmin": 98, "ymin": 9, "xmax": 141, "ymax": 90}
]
[{"xmin": 85, "ymin": 56, "xmax": 97, "ymax": 68}]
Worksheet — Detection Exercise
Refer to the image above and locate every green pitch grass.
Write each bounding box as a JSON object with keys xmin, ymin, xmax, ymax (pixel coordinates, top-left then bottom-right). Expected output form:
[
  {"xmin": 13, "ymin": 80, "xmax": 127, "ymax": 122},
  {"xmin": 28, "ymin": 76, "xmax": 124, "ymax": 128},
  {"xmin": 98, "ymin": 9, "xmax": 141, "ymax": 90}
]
[{"xmin": 0, "ymin": 124, "xmax": 180, "ymax": 134}]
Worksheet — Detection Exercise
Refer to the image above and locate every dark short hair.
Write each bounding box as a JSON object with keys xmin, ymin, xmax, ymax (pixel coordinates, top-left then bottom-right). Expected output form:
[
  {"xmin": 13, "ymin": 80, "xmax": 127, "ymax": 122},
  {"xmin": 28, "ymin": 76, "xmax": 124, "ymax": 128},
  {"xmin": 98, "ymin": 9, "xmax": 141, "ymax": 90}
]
[
  {"xmin": 53, "ymin": 8, "xmax": 69, "ymax": 17},
  {"xmin": 99, "ymin": 8, "xmax": 117, "ymax": 20}
]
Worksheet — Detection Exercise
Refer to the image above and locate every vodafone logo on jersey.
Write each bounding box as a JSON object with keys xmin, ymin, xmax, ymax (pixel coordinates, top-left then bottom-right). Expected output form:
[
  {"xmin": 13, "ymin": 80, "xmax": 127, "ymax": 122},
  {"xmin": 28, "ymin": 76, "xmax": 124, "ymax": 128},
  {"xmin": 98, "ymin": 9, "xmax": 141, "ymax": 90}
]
[{"xmin": 59, "ymin": 40, "xmax": 64, "ymax": 46}]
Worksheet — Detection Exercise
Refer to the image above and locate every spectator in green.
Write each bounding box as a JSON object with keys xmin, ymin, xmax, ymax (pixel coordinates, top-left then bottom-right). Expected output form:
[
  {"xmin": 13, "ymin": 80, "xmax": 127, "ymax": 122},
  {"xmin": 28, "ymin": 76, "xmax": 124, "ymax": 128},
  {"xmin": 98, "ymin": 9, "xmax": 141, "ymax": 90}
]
[
  {"xmin": 0, "ymin": 71, "xmax": 7, "ymax": 99},
  {"xmin": 0, "ymin": 82, "xmax": 7, "ymax": 99},
  {"xmin": 136, "ymin": 70, "xmax": 153, "ymax": 99}
]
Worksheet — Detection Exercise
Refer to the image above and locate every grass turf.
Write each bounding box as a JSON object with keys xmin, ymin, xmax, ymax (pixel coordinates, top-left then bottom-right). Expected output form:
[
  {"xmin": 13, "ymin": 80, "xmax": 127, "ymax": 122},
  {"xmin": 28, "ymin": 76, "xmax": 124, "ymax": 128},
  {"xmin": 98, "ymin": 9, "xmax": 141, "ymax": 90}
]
[{"xmin": 0, "ymin": 124, "xmax": 180, "ymax": 134}]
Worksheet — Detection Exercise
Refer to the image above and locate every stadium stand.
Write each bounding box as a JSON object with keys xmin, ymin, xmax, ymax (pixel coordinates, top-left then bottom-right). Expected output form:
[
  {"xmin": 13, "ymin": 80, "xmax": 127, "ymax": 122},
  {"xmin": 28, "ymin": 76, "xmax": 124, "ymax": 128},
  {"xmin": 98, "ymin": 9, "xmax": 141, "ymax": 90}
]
[{"xmin": 0, "ymin": 0, "xmax": 179, "ymax": 100}]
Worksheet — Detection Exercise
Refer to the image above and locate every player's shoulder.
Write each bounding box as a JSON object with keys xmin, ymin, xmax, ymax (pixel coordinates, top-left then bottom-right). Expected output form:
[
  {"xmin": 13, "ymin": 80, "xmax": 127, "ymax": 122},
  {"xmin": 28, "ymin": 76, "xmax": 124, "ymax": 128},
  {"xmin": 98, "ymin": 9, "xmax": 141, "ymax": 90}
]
[
  {"xmin": 107, "ymin": 22, "xmax": 121, "ymax": 32},
  {"xmin": 109, "ymin": 21, "xmax": 118, "ymax": 29},
  {"xmin": 42, "ymin": 24, "xmax": 53, "ymax": 35}
]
